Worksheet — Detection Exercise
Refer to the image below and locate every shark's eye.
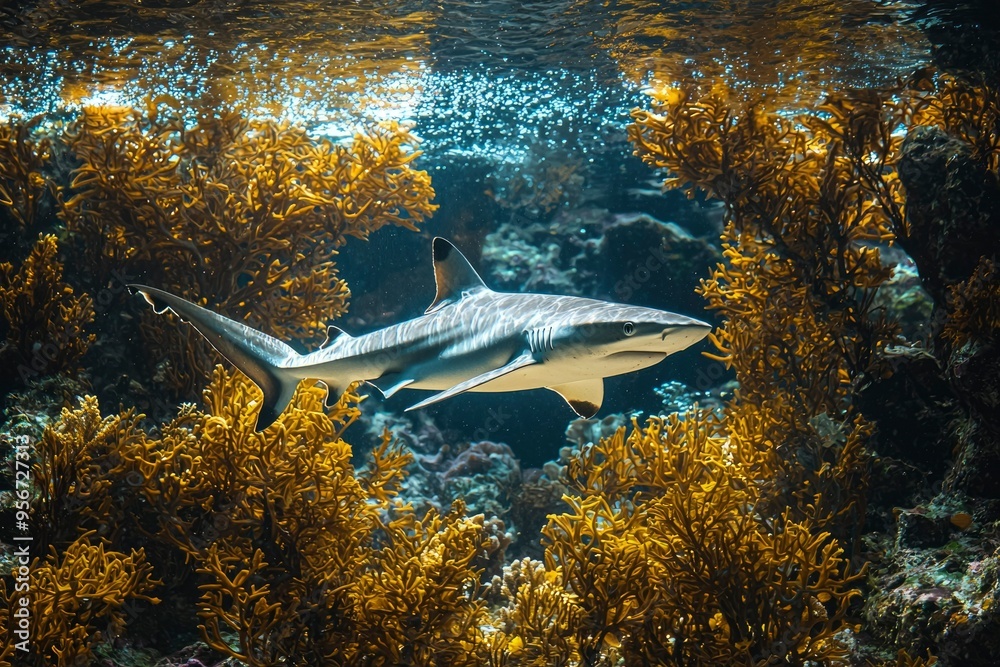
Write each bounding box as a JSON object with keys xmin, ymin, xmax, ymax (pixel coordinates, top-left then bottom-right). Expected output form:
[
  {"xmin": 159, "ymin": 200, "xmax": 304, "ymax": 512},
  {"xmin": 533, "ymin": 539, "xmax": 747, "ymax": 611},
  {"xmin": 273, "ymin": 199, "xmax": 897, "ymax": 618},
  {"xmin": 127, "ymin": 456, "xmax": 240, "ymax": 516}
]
[{"xmin": 622, "ymin": 322, "xmax": 635, "ymax": 336}]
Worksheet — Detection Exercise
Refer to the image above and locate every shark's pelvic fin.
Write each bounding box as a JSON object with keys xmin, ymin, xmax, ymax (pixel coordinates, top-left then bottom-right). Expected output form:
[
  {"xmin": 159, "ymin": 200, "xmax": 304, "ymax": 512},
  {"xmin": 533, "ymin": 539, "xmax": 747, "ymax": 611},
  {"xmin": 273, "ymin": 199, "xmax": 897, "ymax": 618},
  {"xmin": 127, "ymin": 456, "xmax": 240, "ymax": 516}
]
[
  {"xmin": 425, "ymin": 237, "xmax": 489, "ymax": 313},
  {"xmin": 129, "ymin": 284, "xmax": 301, "ymax": 432},
  {"xmin": 405, "ymin": 350, "xmax": 537, "ymax": 411},
  {"xmin": 546, "ymin": 379, "xmax": 604, "ymax": 419},
  {"xmin": 368, "ymin": 371, "xmax": 416, "ymax": 399}
]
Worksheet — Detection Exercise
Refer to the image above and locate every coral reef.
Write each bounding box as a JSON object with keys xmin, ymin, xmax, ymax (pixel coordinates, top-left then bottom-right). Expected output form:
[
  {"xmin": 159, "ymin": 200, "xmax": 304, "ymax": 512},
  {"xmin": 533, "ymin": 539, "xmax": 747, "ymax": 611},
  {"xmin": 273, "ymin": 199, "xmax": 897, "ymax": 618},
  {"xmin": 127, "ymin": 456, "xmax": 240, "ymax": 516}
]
[
  {"xmin": 630, "ymin": 83, "xmax": 902, "ymax": 544},
  {"xmin": 3, "ymin": 367, "xmax": 501, "ymax": 666},
  {"xmin": 0, "ymin": 234, "xmax": 95, "ymax": 394},
  {"xmin": 481, "ymin": 206, "xmax": 720, "ymax": 319},
  {"xmin": 60, "ymin": 103, "xmax": 436, "ymax": 394},
  {"xmin": 486, "ymin": 557, "xmax": 582, "ymax": 666},
  {"xmin": 11, "ymin": 534, "xmax": 160, "ymax": 667},
  {"xmin": 543, "ymin": 414, "xmax": 862, "ymax": 666},
  {"xmin": 487, "ymin": 145, "xmax": 584, "ymax": 221}
]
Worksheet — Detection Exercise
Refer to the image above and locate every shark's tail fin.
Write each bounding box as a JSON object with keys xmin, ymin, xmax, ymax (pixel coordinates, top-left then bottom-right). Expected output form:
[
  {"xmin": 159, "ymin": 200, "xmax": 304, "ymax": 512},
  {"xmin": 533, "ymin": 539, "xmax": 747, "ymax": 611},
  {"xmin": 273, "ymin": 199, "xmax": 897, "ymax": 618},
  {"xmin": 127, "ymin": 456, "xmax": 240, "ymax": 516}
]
[{"xmin": 129, "ymin": 284, "xmax": 301, "ymax": 431}]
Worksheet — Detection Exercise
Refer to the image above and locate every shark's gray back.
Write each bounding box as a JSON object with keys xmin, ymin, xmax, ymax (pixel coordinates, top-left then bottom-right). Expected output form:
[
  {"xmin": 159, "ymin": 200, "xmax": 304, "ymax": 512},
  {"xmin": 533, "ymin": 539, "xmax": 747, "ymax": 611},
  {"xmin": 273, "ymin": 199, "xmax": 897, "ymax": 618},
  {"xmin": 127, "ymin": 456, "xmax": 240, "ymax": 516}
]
[{"xmin": 313, "ymin": 288, "xmax": 703, "ymax": 365}]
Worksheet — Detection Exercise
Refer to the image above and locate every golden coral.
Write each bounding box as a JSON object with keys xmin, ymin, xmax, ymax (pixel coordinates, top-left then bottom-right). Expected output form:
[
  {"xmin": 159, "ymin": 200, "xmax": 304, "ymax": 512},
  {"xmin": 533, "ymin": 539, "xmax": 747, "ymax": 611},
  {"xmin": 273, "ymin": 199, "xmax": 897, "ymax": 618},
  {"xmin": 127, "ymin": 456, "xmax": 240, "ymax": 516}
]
[
  {"xmin": 163, "ymin": 370, "xmax": 492, "ymax": 666},
  {"xmin": 548, "ymin": 81, "xmax": 918, "ymax": 666},
  {"xmin": 868, "ymin": 649, "xmax": 939, "ymax": 667},
  {"xmin": 11, "ymin": 365, "xmax": 499, "ymax": 665},
  {"xmin": 60, "ymin": 103, "xmax": 436, "ymax": 393},
  {"xmin": 542, "ymin": 414, "xmax": 862, "ymax": 667},
  {"xmin": 31, "ymin": 394, "xmax": 148, "ymax": 553},
  {"xmin": 906, "ymin": 70, "xmax": 1000, "ymax": 172},
  {"xmin": 629, "ymin": 85, "xmax": 902, "ymax": 540},
  {"xmin": 5, "ymin": 532, "xmax": 159, "ymax": 667},
  {"xmin": 0, "ymin": 234, "xmax": 95, "ymax": 388},
  {"xmin": 353, "ymin": 502, "xmax": 491, "ymax": 666},
  {"xmin": 0, "ymin": 115, "xmax": 55, "ymax": 229},
  {"xmin": 486, "ymin": 558, "xmax": 582, "ymax": 667}
]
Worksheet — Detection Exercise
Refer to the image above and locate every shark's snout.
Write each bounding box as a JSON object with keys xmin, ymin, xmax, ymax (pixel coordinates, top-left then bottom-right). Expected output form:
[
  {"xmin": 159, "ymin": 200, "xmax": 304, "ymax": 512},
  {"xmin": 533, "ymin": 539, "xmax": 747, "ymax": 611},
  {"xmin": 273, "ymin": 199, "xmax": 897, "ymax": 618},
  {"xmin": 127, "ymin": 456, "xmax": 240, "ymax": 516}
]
[{"xmin": 659, "ymin": 321, "xmax": 712, "ymax": 352}]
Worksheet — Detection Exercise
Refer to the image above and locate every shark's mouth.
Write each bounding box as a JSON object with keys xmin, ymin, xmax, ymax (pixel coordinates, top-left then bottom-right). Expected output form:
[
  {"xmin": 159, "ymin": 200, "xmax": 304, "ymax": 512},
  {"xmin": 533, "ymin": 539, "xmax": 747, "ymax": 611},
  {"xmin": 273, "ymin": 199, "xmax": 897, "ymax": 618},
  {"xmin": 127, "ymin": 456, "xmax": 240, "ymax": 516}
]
[{"xmin": 603, "ymin": 351, "xmax": 668, "ymax": 374}]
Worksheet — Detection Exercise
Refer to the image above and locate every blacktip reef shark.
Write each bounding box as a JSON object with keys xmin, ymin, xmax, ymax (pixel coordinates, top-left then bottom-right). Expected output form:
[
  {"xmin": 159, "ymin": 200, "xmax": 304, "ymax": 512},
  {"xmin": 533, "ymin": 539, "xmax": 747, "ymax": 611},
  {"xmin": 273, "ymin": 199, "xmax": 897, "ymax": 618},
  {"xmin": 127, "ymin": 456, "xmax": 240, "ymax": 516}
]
[{"xmin": 130, "ymin": 238, "xmax": 712, "ymax": 431}]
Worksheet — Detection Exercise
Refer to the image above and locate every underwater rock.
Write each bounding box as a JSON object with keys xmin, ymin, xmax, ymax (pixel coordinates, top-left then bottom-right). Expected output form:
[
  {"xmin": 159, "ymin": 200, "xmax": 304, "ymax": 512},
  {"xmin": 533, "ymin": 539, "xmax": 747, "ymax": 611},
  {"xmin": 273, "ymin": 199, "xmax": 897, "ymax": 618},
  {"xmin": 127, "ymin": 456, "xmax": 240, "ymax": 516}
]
[
  {"xmin": 944, "ymin": 414, "xmax": 1000, "ymax": 501},
  {"xmin": 578, "ymin": 211, "xmax": 721, "ymax": 315},
  {"xmin": 480, "ymin": 205, "xmax": 607, "ymax": 295},
  {"xmin": 866, "ymin": 536, "xmax": 1000, "ymax": 666},
  {"xmin": 481, "ymin": 206, "xmax": 721, "ymax": 317},
  {"xmin": 897, "ymin": 126, "xmax": 1000, "ymax": 310},
  {"xmin": 859, "ymin": 345, "xmax": 957, "ymax": 477},
  {"xmin": 564, "ymin": 412, "xmax": 628, "ymax": 448},
  {"xmin": 896, "ymin": 508, "xmax": 953, "ymax": 550}
]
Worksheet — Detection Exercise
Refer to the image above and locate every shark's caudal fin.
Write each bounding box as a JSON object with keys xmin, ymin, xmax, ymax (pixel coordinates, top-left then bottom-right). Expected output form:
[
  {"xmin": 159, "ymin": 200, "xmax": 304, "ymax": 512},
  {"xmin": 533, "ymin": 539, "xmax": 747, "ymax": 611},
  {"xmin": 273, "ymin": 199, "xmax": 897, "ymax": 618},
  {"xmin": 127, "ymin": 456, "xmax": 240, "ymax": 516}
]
[{"xmin": 129, "ymin": 285, "xmax": 301, "ymax": 431}]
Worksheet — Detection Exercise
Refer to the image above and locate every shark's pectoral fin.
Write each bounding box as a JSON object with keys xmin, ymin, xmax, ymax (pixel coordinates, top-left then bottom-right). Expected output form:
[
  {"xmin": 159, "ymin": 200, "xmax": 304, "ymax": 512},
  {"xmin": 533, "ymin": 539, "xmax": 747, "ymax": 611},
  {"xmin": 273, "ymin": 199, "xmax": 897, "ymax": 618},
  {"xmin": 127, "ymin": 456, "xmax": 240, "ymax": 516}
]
[
  {"xmin": 547, "ymin": 379, "xmax": 604, "ymax": 418},
  {"xmin": 368, "ymin": 372, "xmax": 416, "ymax": 399},
  {"xmin": 405, "ymin": 351, "xmax": 537, "ymax": 412}
]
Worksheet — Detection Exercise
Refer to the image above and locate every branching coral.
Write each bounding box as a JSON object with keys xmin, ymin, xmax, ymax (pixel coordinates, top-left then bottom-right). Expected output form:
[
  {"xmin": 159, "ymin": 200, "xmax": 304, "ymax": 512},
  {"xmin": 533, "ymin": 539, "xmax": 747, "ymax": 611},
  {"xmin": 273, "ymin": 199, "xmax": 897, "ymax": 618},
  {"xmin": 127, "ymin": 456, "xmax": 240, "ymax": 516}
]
[
  {"xmin": 0, "ymin": 115, "xmax": 54, "ymax": 229},
  {"xmin": 169, "ymin": 371, "xmax": 490, "ymax": 665},
  {"xmin": 60, "ymin": 103, "xmax": 436, "ymax": 393},
  {"xmin": 31, "ymin": 394, "xmax": 147, "ymax": 553},
  {"xmin": 487, "ymin": 558, "xmax": 582, "ymax": 667},
  {"xmin": 353, "ymin": 502, "xmax": 491, "ymax": 666},
  {"xmin": 543, "ymin": 414, "xmax": 862, "ymax": 667},
  {"xmin": 907, "ymin": 70, "xmax": 1000, "ymax": 173},
  {"xmin": 15, "ymin": 533, "xmax": 159, "ymax": 667},
  {"xmin": 18, "ymin": 365, "xmax": 494, "ymax": 665},
  {"xmin": 619, "ymin": 69, "xmax": 1000, "ymax": 666},
  {"xmin": 0, "ymin": 234, "xmax": 95, "ymax": 390},
  {"xmin": 629, "ymin": 84, "xmax": 903, "ymax": 541},
  {"xmin": 518, "ymin": 79, "xmax": 931, "ymax": 667}
]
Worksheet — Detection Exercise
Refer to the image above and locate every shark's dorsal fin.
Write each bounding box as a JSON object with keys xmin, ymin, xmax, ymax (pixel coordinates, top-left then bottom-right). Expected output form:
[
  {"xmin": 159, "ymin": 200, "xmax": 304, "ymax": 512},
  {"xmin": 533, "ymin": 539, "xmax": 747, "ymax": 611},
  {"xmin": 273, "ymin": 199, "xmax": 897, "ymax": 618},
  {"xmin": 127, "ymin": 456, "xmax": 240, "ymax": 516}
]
[
  {"xmin": 320, "ymin": 325, "xmax": 352, "ymax": 349},
  {"xmin": 547, "ymin": 379, "xmax": 604, "ymax": 419},
  {"xmin": 426, "ymin": 237, "xmax": 488, "ymax": 314}
]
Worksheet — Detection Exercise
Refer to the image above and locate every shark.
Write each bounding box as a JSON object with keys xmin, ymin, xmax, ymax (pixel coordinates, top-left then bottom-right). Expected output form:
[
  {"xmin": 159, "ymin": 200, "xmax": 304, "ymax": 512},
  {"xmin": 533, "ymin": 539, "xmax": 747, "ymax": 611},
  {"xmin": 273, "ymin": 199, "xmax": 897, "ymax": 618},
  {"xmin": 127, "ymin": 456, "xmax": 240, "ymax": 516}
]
[{"xmin": 130, "ymin": 237, "xmax": 712, "ymax": 431}]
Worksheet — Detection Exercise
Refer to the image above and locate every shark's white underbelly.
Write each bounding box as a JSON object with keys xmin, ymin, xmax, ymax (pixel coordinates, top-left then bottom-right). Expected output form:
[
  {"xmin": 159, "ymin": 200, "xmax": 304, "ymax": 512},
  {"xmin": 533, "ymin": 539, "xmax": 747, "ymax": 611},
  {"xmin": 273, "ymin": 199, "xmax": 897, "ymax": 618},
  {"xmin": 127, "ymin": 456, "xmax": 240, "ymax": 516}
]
[{"xmin": 404, "ymin": 350, "xmax": 667, "ymax": 393}]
